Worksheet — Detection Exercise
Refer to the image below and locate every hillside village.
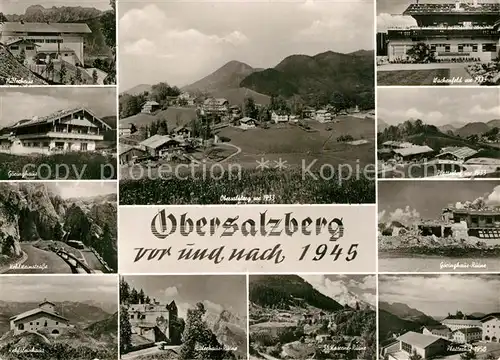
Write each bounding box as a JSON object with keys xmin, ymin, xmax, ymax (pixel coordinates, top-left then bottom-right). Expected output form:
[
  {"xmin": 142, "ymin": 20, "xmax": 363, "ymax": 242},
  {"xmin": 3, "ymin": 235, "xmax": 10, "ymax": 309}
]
[
  {"xmin": 377, "ymin": 119, "xmax": 500, "ymax": 178},
  {"xmin": 249, "ymin": 275, "xmax": 376, "ymax": 360},
  {"xmin": 118, "ymin": 53, "xmax": 375, "ymax": 205}
]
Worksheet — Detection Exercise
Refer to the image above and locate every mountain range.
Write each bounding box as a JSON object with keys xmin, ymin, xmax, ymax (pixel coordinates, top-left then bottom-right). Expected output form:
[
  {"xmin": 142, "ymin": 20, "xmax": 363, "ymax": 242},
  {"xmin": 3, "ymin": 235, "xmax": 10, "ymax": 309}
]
[
  {"xmin": 0, "ymin": 183, "xmax": 117, "ymax": 270},
  {"xmin": 249, "ymin": 275, "xmax": 344, "ymax": 312},
  {"xmin": 123, "ymin": 49, "xmax": 374, "ymax": 108},
  {"xmin": 380, "ymin": 118, "xmax": 500, "ymax": 137},
  {"xmin": 378, "ymin": 302, "xmax": 442, "ymax": 342},
  {"xmin": 204, "ymin": 307, "xmax": 247, "ymax": 359},
  {"xmin": 0, "ymin": 300, "xmax": 114, "ymax": 335}
]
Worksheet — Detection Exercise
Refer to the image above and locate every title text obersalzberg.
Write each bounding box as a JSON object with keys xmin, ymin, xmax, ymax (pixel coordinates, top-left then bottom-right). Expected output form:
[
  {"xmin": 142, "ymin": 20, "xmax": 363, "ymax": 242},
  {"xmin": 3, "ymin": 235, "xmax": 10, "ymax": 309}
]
[{"xmin": 151, "ymin": 210, "xmax": 344, "ymax": 241}]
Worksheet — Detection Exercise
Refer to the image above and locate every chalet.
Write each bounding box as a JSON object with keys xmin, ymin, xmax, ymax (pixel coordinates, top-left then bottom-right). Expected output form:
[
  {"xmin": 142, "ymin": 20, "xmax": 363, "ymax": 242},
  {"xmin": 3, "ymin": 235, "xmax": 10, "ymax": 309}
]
[
  {"xmin": 239, "ymin": 117, "xmax": 257, "ymax": 129},
  {"xmin": 397, "ymin": 331, "xmax": 449, "ymax": 359},
  {"xmin": 315, "ymin": 110, "xmax": 333, "ymax": 123},
  {"xmin": 421, "ymin": 325, "xmax": 452, "ymax": 339},
  {"xmin": 171, "ymin": 126, "xmax": 191, "ymax": 138},
  {"xmin": 178, "ymin": 92, "xmax": 195, "ymax": 106},
  {"xmin": 435, "ymin": 147, "xmax": 479, "ymax": 162},
  {"xmin": 203, "ymin": 98, "xmax": 229, "ymax": 115},
  {"xmin": 0, "ymin": 21, "xmax": 92, "ymax": 66},
  {"xmin": 10, "ymin": 299, "xmax": 71, "ymax": 335},
  {"xmin": 393, "ymin": 145, "xmax": 435, "ymax": 161},
  {"xmin": 302, "ymin": 107, "xmax": 316, "ymax": 119},
  {"xmin": 119, "ymin": 144, "xmax": 147, "ymax": 165},
  {"xmin": 451, "ymin": 327, "xmax": 482, "ymax": 344},
  {"xmin": 142, "ymin": 101, "xmax": 160, "ymax": 114},
  {"xmin": 139, "ymin": 135, "xmax": 184, "ymax": 157},
  {"xmin": 0, "ymin": 107, "xmax": 112, "ymax": 155},
  {"xmin": 271, "ymin": 111, "xmax": 289, "ymax": 123}
]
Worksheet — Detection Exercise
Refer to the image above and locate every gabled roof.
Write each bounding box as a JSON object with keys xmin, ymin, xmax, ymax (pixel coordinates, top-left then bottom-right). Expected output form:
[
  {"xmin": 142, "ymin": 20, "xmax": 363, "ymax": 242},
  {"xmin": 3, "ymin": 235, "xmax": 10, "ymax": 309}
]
[
  {"xmin": 397, "ymin": 331, "xmax": 446, "ymax": 349},
  {"xmin": 119, "ymin": 144, "xmax": 145, "ymax": 156},
  {"xmin": 442, "ymin": 318, "xmax": 482, "ymax": 325},
  {"xmin": 140, "ymin": 135, "xmax": 180, "ymax": 149},
  {"xmin": 8, "ymin": 107, "xmax": 112, "ymax": 131},
  {"xmin": 39, "ymin": 299, "xmax": 55, "ymax": 307},
  {"xmin": 422, "ymin": 324, "xmax": 450, "ymax": 331},
  {"xmin": 240, "ymin": 117, "xmax": 257, "ymax": 123},
  {"xmin": 393, "ymin": 145, "xmax": 434, "ymax": 157},
  {"xmin": 10, "ymin": 308, "xmax": 69, "ymax": 323},
  {"xmin": 5, "ymin": 38, "xmax": 40, "ymax": 47},
  {"xmin": 437, "ymin": 147, "xmax": 478, "ymax": 160},
  {"xmin": 453, "ymin": 327, "xmax": 482, "ymax": 335},
  {"xmin": 0, "ymin": 22, "xmax": 92, "ymax": 34},
  {"xmin": 403, "ymin": 3, "xmax": 500, "ymax": 15}
]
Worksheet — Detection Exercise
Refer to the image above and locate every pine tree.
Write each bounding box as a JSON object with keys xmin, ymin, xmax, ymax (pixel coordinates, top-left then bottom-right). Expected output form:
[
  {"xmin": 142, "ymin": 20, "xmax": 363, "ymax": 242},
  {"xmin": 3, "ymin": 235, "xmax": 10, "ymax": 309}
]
[{"xmin": 120, "ymin": 306, "xmax": 132, "ymax": 353}]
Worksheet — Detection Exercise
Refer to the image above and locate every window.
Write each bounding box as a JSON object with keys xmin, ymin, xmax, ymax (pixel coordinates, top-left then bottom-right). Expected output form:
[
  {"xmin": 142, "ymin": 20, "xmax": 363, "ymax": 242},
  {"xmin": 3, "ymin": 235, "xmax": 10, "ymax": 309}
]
[
  {"xmin": 445, "ymin": 45, "xmax": 451, "ymax": 53},
  {"xmin": 18, "ymin": 324, "xmax": 24, "ymax": 330},
  {"xmin": 56, "ymin": 322, "xmax": 58, "ymax": 325},
  {"xmin": 26, "ymin": 46, "xmax": 34, "ymax": 50},
  {"xmin": 36, "ymin": 322, "xmax": 39, "ymax": 325},
  {"xmin": 130, "ymin": 315, "xmax": 134, "ymax": 319},
  {"xmin": 44, "ymin": 321, "xmax": 47, "ymax": 327},
  {"xmin": 30, "ymin": 322, "xmax": 33, "ymax": 325},
  {"xmin": 487, "ymin": 217, "xmax": 493, "ymax": 224},
  {"xmin": 402, "ymin": 342, "xmax": 412, "ymax": 353},
  {"xmin": 472, "ymin": 44, "xmax": 478, "ymax": 52},
  {"xmin": 458, "ymin": 44, "xmax": 464, "ymax": 52},
  {"xmin": 483, "ymin": 44, "xmax": 497, "ymax": 52},
  {"xmin": 10, "ymin": 46, "xmax": 19, "ymax": 50},
  {"xmin": 81, "ymin": 143, "xmax": 88, "ymax": 151}
]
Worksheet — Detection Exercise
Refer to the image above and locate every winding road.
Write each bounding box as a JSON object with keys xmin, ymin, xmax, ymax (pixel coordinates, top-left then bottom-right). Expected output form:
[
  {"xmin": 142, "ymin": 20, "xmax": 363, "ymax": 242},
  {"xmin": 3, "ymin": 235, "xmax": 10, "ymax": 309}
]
[{"xmin": 4, "ymin": 244, "xmax": 72, "ymax": 274}]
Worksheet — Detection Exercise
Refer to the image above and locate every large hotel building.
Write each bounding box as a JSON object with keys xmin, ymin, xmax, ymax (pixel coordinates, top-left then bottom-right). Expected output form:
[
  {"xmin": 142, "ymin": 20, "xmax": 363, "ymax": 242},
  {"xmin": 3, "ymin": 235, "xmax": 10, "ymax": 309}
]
[{"xmin": 386, "ymin": 0, "xmax": 500, "ymax": 62}]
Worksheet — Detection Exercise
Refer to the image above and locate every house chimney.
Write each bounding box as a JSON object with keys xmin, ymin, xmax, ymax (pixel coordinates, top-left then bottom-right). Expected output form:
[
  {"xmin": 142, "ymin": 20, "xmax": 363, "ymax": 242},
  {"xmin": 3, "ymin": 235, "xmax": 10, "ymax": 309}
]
[{"xmin": 455, "ymin": 0, "xmax": 460, "ymax": 10}]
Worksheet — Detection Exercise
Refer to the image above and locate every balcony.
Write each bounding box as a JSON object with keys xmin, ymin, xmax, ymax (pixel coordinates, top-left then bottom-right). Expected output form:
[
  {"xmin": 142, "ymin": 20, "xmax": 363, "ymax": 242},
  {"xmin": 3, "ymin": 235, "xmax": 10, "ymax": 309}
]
[
  {"xmin": 16, "ymin": 132, "xmax": 103, "ymax": 141},
  {"xmin": 387, "ymin": 27, "xmax": 499, "ymax": 40}
]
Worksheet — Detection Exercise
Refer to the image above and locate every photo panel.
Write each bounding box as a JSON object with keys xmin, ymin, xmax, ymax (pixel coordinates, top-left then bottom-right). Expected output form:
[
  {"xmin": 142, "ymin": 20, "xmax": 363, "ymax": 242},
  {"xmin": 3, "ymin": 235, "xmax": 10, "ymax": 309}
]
[
  {"xmin": 378, "ymin": 180, "xmax": 500, "ymax": 272},
  {"xmin": 119, "ymin": 274, "xmax": 247, "ymax": 359},
  {"xmin": 0, "ymin": 87, "xmax": 117, "ymax": 180},
  {"xmin": 379, "ymin": 274, "xmax": 500, "ymax": 360},
  {"xmin": 249, "ymin": 274, "xmax": 376, "ymax": 360},
  {"xmin": 0, "ymin": 181, "xmax": 117, "ymax": 274},
  {"xmin": 377, "ymin": 87, "xmax": 500, "ymax": 179},
  {"xmin": 117, "ymin": 0, "xmax": 376, "ymax": 205},
  {"xmin": 0, "ymin": 274, "xmax": 118, "ymax": 360},
  {"xmin": 0, "ymin": 0, "xmax": 116, "ymax": 86},
  {"xmin": 376, "ymin": 0, "xmax": 500, "ymax": 86}
]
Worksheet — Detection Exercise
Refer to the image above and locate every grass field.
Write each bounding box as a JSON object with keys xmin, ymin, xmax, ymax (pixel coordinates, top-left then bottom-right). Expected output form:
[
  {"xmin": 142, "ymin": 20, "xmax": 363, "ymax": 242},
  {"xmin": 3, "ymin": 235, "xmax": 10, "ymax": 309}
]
[
  {"xmin": 120, "ymin": 117, "xmax": 375, "ymax": 204},
  {"xmin": 0, "ymin": 152, "xmax": 117, "ymax": 180},
  {"xmin": 120, "ymin": 168, "xmax": 375, "ymax": 204},
  {"xmin": 377, "ymin": 69, "xmax": 451, "ymax": 85}
]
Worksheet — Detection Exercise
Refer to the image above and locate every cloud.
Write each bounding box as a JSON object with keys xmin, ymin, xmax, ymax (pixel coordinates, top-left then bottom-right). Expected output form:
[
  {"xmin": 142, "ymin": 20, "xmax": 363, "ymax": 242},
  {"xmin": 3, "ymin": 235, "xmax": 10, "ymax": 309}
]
[
  {"xmin": 388, "ymin": 206, "xmax": 420, "ymax": 225},
  {"xmin": 486, "ymin": 186, "xmax": 500, "ymax": 206},
  {"xmin": 379, "ymin": 275, "xmax": 500, "ymax": 315},
  {"xmin": 377, "ymin": 13, "xmax": 416, "ymax": 32},
  {"xmin": 301, "ymin": 275, "xmax": 376, "ymax": 306},
  {"xmin": 164, "ymin": 286, "xmax": 179, "ymax": 298},
  {"xmin": 469, "ymin": 104, "xmax": 500, "ymax": 117}
]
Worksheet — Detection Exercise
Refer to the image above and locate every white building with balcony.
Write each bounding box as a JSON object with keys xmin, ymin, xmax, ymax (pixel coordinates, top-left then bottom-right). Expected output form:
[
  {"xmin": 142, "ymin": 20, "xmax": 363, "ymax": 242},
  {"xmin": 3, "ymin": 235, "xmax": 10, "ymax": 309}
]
[
  {"xmin": 0, "ymin": 21, "xmax": 92, "ymax": 66},
  {"xmin": 0, "ymin": 107, "xmax": 112, "ymax": 155},
  {"xmin": 385, "ymin": 0, "xmax": 500, "ymax": 63}
]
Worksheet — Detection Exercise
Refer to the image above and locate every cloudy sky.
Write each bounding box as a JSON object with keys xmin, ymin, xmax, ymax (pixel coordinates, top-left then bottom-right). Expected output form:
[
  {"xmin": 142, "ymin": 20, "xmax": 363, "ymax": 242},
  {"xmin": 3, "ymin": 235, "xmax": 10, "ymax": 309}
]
[
  {"xmin": 47, "ymin": 181, "xmax": 117, "ymax": 199},
  {"xmin": 379, "ymin": 274, "xmax": 500, "ymax": 317},
  {"xmin": 377, "ymin": 0, "xmax": 499, "ymax": 32},
  {"xmin": 378, "ymin": 88, "xmax": 500, "ymax": 127},
  {"xmin": 301, "ymin": 275, "xmax": 376, "ymax": 306},
  {"xmin": 0, "ymin": 88, "xmax": 116, "ymax": 128},
  {"xmin": 123, "ymin": 275, "xmax": 247, "ymax": 319},
  {"xmin": 0, "ymin": 275, "xmax": 118, "ymax": 305},
  {"xmin": 378, "ymin": 180, "xmax": 500, "ymax": 224},
  {"xmin": 118, "ymin": 0, "xmax": 374, "ymax": 90},
  {"xmin": 2, "ymin": 0, "xmax": 112, "ymax": 13}
]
